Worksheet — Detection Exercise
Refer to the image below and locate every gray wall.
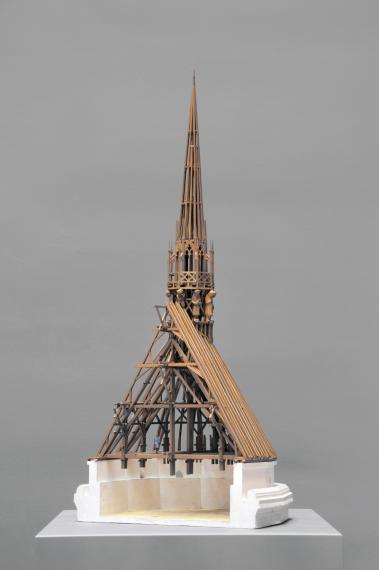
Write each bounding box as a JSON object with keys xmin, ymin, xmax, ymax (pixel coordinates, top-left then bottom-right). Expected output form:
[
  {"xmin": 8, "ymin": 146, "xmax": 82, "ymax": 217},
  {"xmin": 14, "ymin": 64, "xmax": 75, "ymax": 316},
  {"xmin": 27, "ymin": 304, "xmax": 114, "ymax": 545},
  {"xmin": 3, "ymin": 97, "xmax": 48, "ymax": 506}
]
[{"xmin": 1, "ymin": 1, "xmax": 378, "ymax": 569}]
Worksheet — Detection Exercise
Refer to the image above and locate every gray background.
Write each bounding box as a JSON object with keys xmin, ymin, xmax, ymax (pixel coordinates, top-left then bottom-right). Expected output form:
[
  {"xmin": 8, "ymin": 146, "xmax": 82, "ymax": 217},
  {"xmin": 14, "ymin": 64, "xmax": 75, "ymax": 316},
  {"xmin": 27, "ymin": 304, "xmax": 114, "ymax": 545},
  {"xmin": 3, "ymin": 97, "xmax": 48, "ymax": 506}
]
[{"xmin": 0, "ymin": 1, "xmax": 378, "ymax": 569}]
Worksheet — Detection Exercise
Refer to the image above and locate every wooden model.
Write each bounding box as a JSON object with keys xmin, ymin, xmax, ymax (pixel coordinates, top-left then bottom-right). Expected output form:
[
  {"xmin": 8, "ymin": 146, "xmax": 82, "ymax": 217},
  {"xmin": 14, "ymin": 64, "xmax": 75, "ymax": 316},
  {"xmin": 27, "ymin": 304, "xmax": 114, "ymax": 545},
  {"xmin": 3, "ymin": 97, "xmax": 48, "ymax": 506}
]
[{"xmin": 74, "ymin": 76, "xmax": 292, "ymax": 528}]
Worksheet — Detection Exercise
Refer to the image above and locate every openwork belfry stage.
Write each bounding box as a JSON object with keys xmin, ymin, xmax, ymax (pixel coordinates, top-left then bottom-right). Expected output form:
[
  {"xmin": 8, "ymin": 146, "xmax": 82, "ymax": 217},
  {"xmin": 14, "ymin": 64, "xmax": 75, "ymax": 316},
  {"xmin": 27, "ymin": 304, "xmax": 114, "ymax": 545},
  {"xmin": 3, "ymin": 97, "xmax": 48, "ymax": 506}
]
[{"xmin": 74, "ymin": 77, "xmax": 293, "ymax": 528}]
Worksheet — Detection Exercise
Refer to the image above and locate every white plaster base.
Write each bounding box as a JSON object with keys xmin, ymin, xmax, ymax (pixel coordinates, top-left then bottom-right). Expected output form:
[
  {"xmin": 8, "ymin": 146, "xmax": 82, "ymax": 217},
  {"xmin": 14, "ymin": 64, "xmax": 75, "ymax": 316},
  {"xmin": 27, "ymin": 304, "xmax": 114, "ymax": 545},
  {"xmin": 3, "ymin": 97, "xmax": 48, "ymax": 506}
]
[
  {"xmin": 229, "ymin": 462, "xmax": 293, "ymax": 528},
  {"xmin": 74, "ymin": 459, "xmax": 293, "ymax": 529}
]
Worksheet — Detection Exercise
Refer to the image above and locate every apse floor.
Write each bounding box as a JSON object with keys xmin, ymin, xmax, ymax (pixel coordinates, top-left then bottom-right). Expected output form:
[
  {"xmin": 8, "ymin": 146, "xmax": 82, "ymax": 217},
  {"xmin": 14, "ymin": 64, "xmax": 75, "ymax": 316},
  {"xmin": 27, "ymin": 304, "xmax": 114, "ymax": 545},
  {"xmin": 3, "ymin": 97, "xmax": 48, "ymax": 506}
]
[{"xmin": 101, "ymin": 509, "xmax": 230, "ymax": 526}]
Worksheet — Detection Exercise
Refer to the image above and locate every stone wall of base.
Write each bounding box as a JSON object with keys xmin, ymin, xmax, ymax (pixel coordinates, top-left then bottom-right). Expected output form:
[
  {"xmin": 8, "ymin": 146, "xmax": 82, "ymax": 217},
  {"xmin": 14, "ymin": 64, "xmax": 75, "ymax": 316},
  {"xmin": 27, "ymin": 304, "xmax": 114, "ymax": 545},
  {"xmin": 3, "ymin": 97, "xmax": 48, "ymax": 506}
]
[
  {"xmin": 75, "ymin": 458, "xmax": 233, "ymax": 519},
  {"xmin": 74, "ymin": 458, "xmax": 293, "ymax": 528}
]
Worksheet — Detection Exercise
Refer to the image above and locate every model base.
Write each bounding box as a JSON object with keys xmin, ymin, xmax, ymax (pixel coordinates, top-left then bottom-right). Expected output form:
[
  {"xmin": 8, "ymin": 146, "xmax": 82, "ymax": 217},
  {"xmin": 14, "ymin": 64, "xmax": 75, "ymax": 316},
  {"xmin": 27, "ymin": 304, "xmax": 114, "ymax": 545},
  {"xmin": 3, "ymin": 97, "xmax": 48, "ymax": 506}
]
[{"xmin": 74, "ymin": 458, "xmax": 292, "ymax": 529}]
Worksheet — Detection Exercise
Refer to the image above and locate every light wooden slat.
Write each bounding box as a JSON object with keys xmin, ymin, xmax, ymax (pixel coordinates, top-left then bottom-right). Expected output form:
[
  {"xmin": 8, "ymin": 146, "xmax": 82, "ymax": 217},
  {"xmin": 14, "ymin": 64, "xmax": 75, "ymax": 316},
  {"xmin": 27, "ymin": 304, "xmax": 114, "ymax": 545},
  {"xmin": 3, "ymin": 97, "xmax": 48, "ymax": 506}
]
[{"xmin": 167, "ymin": 302, "xmax": 276, "ymax": 461}]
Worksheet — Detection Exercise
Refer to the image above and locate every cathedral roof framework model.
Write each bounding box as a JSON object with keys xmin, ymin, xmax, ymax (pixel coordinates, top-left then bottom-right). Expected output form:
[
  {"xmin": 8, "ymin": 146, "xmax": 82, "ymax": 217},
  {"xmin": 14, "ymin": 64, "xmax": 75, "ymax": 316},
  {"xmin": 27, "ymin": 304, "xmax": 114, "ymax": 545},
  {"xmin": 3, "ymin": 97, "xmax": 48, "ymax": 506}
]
[{"xmin": 74, "ymin": 76, "xmax": 293, "ymax": 529}]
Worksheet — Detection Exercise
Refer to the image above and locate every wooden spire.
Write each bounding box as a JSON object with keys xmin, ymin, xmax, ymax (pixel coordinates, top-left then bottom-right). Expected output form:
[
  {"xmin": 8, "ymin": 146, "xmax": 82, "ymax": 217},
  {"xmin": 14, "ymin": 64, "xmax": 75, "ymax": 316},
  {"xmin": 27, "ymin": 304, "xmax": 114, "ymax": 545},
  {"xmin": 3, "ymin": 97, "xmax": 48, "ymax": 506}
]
[
  {"xmin": 167, "ymin": 76, "xmax": 215, "ymax": 339},
  {"xmin": 177, "ymin": 73, "xmax": 206, "ymax": 241}
]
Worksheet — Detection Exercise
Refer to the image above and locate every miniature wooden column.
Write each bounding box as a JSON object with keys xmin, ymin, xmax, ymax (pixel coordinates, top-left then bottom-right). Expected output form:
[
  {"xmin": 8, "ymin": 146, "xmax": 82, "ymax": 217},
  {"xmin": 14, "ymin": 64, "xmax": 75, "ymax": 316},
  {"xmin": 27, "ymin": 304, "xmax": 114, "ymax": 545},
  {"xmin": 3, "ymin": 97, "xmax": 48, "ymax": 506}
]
[
  {"xmin": 169, "ymin": 371, "xmax": 176, "ymax": 476},
  {"xmin": 186, "ymin": 389, "xmax": 194, "ymax": 474}
]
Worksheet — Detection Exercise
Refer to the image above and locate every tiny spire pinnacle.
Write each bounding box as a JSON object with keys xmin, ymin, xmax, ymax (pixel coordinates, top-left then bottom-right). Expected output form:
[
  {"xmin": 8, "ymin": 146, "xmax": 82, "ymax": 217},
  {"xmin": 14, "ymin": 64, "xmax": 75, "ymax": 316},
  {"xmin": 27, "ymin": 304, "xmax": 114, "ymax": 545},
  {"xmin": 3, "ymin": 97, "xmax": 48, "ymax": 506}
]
[{"xmin": 176, "ymin": 74, "xmax": 205, "ymax": 241}]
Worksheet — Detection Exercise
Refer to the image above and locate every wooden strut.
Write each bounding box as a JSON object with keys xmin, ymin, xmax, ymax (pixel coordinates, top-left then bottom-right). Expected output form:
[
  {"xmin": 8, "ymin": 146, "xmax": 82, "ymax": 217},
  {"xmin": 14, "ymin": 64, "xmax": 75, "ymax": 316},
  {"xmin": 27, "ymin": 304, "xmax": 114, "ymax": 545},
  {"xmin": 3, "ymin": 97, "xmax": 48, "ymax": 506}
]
[
  {"xmin": 94, "ymin": 75, "xmax": 277, "ymax": 470},
  {"xmin": 135, "ymin": 362, "xmax": 199, "ymax": 368}
]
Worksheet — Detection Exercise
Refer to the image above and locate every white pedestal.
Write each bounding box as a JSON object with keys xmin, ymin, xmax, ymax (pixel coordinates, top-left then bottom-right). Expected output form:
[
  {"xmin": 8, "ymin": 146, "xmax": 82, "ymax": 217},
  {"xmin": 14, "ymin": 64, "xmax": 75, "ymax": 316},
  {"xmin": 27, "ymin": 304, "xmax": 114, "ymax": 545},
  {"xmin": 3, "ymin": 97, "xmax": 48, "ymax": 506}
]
[{"xmin": 36, "ymin": 509, "xmax": 342, "ymax": 570}]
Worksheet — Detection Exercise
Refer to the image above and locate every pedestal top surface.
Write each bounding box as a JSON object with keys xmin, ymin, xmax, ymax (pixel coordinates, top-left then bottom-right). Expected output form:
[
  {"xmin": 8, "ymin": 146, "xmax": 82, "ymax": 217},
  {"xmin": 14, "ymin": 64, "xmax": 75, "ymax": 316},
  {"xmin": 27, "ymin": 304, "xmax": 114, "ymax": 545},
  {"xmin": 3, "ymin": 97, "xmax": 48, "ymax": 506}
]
[{"xmin": 36, "ymin": 508, "xmax": 341, "ymax": 538}]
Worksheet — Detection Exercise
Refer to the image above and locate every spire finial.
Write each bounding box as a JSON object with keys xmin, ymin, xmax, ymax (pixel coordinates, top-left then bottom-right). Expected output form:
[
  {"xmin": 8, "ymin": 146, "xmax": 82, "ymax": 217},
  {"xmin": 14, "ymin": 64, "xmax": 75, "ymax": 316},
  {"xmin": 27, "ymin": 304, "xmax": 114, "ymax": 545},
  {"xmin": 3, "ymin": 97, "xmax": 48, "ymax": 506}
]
[{"xmin": 176, "ymin": 74, "xmax": 205, "ymax": 241}]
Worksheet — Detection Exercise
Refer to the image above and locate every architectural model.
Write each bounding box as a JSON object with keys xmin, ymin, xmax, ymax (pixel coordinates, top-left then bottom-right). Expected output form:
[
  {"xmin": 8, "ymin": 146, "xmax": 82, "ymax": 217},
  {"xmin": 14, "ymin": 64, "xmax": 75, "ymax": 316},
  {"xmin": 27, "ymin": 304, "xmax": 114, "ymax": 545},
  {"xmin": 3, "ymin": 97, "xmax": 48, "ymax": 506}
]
[{"xmin": 74, "ymin": 76, "xmax": 293, "ymax": 528}]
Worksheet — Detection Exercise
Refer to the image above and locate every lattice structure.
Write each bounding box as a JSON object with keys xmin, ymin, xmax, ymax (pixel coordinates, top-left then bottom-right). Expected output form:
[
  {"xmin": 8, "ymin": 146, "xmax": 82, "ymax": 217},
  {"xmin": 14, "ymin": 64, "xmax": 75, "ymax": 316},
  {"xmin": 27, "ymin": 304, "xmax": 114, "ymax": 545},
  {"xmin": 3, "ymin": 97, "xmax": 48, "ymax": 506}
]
[{"xmin": 95, "ymin": 75, "xmax": 276, "ymax": 475}]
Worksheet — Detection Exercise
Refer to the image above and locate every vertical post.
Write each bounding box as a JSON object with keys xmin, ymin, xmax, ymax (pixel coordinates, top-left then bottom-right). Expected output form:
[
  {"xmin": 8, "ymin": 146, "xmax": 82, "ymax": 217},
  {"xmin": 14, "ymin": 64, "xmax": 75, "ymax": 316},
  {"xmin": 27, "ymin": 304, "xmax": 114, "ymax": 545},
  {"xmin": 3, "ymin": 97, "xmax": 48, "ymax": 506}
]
[
  {"xmin": 177, "ymin": 411, "xmax": 183, "ymax": 451},
  {"xmin": 211, "ymin": 427, "xmax": 219, "ymax": 452},
  {"xmin": 139, "ymin": 422, "xmax": 146, "ymax": 467},
  {"xmin": 219, "ymin": 428, "xmax": 225, "ymax": 471},
  {"xmin": 121, "ymin": 427, "xmax": 128, "ymax": 469},
  {"xmin": 196, "ymin": 408, "xmax": 203, "ymax": 451},
  {"xmin": 186, "ymin": 386, "xmax": 194, "ymax": 474},
  {"xmin": 169, "ymin": 372, "xmax": 176, "ymax": 476}
]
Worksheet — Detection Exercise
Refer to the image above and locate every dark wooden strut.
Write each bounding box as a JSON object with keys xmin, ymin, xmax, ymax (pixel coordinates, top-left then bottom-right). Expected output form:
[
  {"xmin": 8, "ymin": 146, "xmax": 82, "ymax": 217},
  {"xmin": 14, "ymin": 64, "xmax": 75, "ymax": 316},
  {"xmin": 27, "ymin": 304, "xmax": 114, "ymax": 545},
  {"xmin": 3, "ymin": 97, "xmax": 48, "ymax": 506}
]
[
  {"xmin": 94, "ymin": 312, "xmax": 238, "ymax": 468},
  {"xmin": 93, "ymin": 75, "xmax": 277, "ymax": 471},
  {"xmin": 169, "ymin": 368, "xmax": 175, "ymax": 475}
]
